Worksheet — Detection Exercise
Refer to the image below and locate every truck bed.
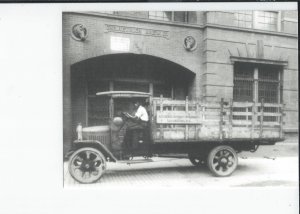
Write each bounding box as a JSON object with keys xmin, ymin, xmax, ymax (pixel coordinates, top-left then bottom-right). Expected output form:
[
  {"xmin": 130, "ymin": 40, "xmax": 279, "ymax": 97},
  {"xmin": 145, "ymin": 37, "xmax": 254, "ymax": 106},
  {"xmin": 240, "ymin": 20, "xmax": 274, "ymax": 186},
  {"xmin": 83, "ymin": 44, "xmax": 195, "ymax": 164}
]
[{"xmin": 151, "ymin": 98, "xmax": 284, "ymax": 144}]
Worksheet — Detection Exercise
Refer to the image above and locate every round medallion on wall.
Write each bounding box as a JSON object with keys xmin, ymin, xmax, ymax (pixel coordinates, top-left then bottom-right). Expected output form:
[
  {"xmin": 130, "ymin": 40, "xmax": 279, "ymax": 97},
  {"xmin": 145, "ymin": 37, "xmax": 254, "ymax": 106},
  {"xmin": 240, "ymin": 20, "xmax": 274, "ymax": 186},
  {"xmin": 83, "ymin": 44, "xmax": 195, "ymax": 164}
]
[
  {"xmin": 183, "ymin": 36, "xmax": 197, "ymax": 51},
  {"xmin": 71, "ymin": 24, "xmax": 88, "ymax": 41}
]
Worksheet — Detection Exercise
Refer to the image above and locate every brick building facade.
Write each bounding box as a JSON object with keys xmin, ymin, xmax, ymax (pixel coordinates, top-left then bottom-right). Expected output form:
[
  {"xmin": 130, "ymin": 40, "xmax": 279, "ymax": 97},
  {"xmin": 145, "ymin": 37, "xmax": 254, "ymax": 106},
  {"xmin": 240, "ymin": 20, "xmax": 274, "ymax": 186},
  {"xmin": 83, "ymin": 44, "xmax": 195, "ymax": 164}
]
[{"xmin": 63, "ymin": 11, "xmax": 298, "ymax": 154}]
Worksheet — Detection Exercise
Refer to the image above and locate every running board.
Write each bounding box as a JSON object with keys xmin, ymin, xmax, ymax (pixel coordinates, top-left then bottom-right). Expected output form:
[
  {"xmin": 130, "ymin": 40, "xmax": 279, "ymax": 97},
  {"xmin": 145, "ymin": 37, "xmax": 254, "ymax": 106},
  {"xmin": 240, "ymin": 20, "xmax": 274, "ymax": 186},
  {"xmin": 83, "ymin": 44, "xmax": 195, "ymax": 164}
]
[{"xmin": 118, "ymin": 159, "xmax": 154, "ymax": 165}]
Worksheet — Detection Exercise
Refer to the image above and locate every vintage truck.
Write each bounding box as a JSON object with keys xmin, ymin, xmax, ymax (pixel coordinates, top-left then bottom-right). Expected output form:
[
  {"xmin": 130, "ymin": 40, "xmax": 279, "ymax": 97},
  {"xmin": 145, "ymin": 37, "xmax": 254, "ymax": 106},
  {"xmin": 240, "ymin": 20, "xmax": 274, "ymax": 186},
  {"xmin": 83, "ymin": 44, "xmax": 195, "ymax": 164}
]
[{"xmin": 67, "ymin": 91, "xmax": 285, "ymax": 183}]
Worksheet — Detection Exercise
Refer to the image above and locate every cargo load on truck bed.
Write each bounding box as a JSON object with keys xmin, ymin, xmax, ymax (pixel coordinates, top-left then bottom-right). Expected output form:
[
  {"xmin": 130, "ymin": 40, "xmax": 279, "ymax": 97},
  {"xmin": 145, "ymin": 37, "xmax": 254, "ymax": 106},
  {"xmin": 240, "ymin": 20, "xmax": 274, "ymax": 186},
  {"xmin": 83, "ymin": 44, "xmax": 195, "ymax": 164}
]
[{"xmin": 151, "ymin": 97, "xmax": 284, "ymax": 143}]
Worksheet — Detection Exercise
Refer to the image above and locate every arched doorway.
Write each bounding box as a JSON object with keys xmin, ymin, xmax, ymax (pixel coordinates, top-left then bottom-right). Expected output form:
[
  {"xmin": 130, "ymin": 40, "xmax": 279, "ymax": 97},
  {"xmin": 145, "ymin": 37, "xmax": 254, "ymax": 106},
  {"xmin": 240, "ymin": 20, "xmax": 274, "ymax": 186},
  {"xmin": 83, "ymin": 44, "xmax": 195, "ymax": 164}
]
[{"xmin": 71, "ymin": 53, "xmax": 195, "ymax": 134}]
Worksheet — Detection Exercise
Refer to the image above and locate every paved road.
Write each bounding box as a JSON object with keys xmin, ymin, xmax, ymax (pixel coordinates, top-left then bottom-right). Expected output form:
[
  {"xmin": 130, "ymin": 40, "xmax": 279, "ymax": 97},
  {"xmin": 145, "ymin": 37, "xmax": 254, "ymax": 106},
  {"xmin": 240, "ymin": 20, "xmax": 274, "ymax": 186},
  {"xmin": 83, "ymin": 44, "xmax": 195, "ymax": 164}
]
[
  {"xmin": 64, "ymin": 143, "xmax": 298, "ymax": 188},
  {"xmin": 240, "ymin": 142, "xmax": 298, "ymax": 158}
]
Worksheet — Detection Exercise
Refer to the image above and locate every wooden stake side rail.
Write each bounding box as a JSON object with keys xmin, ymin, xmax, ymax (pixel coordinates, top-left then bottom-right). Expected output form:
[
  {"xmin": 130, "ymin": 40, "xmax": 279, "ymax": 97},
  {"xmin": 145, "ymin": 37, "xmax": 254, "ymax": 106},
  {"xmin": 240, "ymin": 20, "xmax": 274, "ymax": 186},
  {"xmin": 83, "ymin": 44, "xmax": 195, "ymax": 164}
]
[{"xmin": 152, "ymin": 98, "xmax": 284, "ymax": 143}]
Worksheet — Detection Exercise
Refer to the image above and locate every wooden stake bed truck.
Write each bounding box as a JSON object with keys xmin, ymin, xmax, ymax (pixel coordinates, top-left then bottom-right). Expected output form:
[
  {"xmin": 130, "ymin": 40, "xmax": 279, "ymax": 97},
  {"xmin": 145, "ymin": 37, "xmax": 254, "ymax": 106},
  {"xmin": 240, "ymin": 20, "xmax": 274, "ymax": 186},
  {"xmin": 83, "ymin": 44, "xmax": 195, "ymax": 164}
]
[{"xmin": 68, "ymin": 91, "xmax": 285, "ymax": 184}]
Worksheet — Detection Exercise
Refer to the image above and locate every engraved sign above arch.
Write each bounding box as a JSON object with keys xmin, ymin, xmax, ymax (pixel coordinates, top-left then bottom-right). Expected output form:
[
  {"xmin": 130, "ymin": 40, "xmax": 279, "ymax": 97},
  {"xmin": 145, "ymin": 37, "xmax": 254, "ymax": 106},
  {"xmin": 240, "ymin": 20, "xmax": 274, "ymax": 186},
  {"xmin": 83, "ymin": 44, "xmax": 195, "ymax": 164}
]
[{"xmin": 105, "ymin": 24, "xmax": 170, "ymax": 39}]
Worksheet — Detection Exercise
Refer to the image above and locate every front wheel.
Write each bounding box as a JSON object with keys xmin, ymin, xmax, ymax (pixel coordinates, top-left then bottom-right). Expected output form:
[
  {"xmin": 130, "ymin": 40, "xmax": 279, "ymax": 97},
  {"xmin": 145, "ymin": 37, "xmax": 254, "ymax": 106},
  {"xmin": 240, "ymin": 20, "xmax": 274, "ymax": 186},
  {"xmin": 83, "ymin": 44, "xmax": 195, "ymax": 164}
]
[
  {"xmin": 207, "ymin": 145, "xmax": 238, "ymax": 177},
  {"xmin": 68, "ymin": 147, "xmax": 107, "ymax": 184}
]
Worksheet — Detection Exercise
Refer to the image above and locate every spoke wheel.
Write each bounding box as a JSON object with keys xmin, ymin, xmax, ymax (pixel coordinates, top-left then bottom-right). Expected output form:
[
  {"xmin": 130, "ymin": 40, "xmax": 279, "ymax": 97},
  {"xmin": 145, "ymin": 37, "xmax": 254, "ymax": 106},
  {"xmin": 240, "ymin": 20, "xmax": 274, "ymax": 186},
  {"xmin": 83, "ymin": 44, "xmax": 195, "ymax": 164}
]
[
  {"xmin": 207, "ymin": 146, "xmax": 238, "ymax": 177},
  {"xmin": 188, "ymin": 153, "xmax": 206, "ymax": 167},
  {"xmin": 68, "ymin": 147, "xmax": 106, "ymax": 184}
]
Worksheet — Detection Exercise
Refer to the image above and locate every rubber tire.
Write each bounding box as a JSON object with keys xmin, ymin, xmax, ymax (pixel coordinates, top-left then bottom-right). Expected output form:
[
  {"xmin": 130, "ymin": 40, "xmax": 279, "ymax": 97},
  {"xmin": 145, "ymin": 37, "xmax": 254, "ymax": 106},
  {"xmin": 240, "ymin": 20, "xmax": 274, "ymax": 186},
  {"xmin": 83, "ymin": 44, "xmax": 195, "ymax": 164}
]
[
  {"xmin": 68, "ymin": 147, "xmax": 106, "ymax": 184},
  {"xmin": 207, "ymin": 145, "xmax": 238, "ymax": 177}
]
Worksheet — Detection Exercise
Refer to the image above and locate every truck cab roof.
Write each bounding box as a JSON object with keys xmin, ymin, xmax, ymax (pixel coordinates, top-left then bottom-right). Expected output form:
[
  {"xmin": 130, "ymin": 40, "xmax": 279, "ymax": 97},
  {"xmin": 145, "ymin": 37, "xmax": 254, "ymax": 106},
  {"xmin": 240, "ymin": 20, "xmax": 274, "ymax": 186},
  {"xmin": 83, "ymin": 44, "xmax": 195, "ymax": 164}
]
[{"xmin": 96, "ymin": 91, "xmax": 151, "ymax": 98}]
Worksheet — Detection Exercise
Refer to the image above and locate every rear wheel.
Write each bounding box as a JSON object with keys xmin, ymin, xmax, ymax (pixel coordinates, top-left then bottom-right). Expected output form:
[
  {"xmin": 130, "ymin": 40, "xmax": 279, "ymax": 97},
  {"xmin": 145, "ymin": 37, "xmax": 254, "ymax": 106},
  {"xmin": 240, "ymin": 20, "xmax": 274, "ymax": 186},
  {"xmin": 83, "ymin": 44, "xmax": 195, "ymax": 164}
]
[
  {"xmin": 207, "ymin": 145, "xmax": 238, "ymax": 177},
  {"xmin": 68, "ymin": 147, "xmax": 106, "ymax": 184}
]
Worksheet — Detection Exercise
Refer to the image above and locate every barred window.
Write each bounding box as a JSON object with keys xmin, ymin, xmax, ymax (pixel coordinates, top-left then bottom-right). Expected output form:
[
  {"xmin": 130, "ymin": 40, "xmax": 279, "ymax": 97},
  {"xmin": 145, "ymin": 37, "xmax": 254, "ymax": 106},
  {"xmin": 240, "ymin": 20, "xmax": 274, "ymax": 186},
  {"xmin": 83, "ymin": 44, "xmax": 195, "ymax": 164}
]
[
  {"xmin": 255, "ymin": 11, "xmax": 278, "ymax": 31},
  {"xmin": 233, "ymin": 63, "xmax": 254, "ymax": 102},
  {"xmin": 234, "ymin": 11, "xmax": 253, "ymax": 28},
  {"xmin": 233, "ymin": 63, "xmax": 282, "ymax": 104},
  {"xmin": 258, "ymin": 66, "xmax": 280, "ymax": 103}
]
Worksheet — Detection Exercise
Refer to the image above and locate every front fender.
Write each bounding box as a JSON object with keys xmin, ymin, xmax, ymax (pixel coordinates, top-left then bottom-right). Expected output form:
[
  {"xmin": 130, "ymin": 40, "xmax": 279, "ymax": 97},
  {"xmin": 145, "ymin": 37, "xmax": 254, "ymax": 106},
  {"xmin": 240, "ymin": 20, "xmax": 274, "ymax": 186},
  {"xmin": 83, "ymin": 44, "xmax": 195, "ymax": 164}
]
[{"xmin": 72, "ymin": 140, "xmax": 117, "ymax": 162}]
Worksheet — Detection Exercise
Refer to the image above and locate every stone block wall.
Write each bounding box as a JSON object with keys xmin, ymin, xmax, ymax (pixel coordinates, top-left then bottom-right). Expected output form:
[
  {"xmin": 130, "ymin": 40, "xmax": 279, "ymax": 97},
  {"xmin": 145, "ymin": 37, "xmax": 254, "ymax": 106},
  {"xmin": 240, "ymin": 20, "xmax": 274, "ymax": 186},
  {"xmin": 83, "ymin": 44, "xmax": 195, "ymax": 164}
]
[
  {"xmin": 202, "ymin": 23, "xmax": 298, "ymax": 132},
  {"xmin": 63, "ymin": 11, "xmax": 298, "ymax": 154}
]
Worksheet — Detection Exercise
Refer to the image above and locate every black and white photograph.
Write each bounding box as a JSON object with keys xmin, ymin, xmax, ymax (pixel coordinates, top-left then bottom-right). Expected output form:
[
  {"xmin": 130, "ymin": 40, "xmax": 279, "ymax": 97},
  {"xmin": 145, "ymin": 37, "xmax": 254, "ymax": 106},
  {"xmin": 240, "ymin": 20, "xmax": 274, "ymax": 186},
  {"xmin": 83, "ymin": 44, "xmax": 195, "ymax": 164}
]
[
  {"xmin": 0, "ymin": 2, "xmax": 298, "ymax": 214},
  {"xmin": 63, "ymin": 10, "xmax": 298, "ymax": 187}
]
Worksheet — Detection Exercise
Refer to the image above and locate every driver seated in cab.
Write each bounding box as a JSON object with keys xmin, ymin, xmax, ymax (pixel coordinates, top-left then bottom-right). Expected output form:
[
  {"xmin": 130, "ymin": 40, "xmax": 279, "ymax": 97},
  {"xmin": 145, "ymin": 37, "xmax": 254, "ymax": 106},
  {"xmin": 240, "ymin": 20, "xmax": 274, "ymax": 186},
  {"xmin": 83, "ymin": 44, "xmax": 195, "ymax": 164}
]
[
  {"xmin": 127, "ymin": 100, "xmax": 149, "ymax": 128},
  {"xmin": 123, "ymin": 99, "xmax": 149, "ymax": 147}
]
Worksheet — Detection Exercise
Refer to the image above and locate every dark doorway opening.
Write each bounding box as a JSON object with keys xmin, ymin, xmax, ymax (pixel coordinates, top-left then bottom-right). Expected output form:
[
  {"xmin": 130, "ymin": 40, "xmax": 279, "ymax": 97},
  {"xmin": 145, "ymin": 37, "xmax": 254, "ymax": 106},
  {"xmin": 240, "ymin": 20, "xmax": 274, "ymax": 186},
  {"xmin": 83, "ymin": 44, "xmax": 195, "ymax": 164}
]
[{"xmin": 71, "ymin": 53, "xmax": 195, "ymax": 138}]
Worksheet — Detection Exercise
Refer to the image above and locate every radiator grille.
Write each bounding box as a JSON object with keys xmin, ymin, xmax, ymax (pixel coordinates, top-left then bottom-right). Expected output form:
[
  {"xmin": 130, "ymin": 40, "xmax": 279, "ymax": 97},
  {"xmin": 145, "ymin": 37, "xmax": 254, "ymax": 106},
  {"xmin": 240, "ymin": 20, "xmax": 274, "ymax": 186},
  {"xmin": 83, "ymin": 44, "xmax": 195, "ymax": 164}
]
[{"xmin": 83, "ymin": 132, "xmax": 110, "ymax": 146}]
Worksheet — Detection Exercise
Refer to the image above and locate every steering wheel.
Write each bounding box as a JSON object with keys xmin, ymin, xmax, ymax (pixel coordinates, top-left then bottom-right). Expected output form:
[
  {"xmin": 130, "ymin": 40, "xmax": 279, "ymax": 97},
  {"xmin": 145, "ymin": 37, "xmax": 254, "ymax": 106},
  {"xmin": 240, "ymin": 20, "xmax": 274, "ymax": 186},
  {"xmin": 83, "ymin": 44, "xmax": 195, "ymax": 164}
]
[{"xmin": 121, "ymin": 112, "xmax": 131, "ymax": 124}]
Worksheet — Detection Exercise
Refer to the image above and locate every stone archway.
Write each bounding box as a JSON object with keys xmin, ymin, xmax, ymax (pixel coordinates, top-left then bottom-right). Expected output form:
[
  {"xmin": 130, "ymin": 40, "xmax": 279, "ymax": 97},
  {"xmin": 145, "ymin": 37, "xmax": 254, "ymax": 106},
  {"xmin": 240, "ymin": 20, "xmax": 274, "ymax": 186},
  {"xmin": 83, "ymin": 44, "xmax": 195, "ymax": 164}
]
[{"xmin": 65, "ymin": 53, "xmax": 195, "ymax": 148}]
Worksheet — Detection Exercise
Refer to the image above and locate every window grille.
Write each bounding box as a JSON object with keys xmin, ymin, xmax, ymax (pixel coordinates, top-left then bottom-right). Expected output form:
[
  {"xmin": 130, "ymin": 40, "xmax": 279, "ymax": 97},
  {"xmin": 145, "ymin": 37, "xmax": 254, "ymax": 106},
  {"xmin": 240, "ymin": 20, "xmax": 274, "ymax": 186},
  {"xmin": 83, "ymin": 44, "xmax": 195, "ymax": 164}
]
[
  {"xmin": 258, "ymin": 66, "xmax": 280, "ymax": 103},
  {"xmin": 233, "ymin": 63, "xmax": 281, "ymax": 104},
  {"xmin": 233, "ymin": 63, "xmax": 282, "ymax": 123},
  {"xmin": 233, "ymin": 63, "xmax": 254, "ymax": 102}
]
